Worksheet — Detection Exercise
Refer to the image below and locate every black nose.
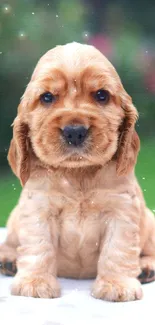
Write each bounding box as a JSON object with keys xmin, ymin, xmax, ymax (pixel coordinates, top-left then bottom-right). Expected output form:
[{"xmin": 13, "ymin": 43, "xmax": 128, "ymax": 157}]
[{"xmin": 62, "ymin": 125, "xmax": 88, "ymax": 146}]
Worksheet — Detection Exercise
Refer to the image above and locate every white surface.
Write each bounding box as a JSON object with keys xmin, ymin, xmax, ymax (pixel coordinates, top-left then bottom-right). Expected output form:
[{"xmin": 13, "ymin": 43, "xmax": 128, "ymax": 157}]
[{"xmin": 0, "ymin": 228, "xmax": 155, "ymax": 325}]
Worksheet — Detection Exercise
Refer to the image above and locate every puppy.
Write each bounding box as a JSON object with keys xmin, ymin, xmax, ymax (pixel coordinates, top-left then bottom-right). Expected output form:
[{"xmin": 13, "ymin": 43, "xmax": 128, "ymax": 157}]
[{"xmin": 0, "ymin": 42, "xmax": 155, "ymax": 301}]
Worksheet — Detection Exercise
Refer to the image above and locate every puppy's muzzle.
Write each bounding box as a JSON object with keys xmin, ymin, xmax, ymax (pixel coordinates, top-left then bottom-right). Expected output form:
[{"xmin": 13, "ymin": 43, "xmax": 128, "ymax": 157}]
[{"xmin": 62, "ymin": 125, "xmax": 88, "ymax": 146}]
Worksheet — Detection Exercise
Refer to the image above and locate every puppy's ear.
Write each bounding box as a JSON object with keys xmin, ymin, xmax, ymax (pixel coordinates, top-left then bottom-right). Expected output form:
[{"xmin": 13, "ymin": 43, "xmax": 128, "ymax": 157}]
[
  {"xmin": 7, "ymin": 110, "xmax": 30, "ymax": 187},
  {"xmin": 116, "ymin": 92, "xmax": 140, "ymax": 176}
]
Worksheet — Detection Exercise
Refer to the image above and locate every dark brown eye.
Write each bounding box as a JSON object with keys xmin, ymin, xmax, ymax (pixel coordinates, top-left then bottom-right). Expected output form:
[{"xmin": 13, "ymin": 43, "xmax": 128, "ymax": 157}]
[
  {"xmin": 94, "ymin": 89, "xmax": 109, "ymax": 103},
  {"xmin": 40, "ymin": 92, "xmax": 55, "ymax": 104}
]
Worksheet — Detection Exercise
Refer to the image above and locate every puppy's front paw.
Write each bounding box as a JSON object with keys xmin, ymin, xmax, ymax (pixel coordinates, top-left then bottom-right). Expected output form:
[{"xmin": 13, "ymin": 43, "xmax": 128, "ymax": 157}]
[
  {"xmin": 91, "ymin": 276, "xmax": 143, "ymax": 302},
  {"xmin": 11, "ymin": 273, "xmax": 61, "ymax": 298}
]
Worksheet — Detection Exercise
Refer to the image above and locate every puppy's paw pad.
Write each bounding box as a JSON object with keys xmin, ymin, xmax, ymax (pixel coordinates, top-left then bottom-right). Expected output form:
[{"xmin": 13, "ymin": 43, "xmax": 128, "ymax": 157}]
[
  {"xmin": 139, "ymin": 257, "xmax": 155, "ymax": 284},
  {"xmin": 138, "ymin": 268, "xmax": 155, "ymax": 284},
  {"xmin": 0, "ymin": 244, "xmax": 17, "ymax": 276},
  {"xmin": 11, "ymin": 275, "xmax": 61, "ymax": 298},
  {"xmin": 91, "ymin": 276, "xmax": 143, "ymax": 302},
  {"xmin": 0, "ymin": 261, "xmax": 17, "ymax": 276}
]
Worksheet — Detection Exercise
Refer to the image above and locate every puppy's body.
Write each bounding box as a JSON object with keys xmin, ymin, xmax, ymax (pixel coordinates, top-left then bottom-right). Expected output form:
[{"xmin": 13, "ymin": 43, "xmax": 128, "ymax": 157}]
[
  {"xmin": 8, "ymin": 163, "xmax": 154, "ymax": 278},
  {"xmin": 1, "ymin": 42, "xmax": 155, "ymax": 301}
]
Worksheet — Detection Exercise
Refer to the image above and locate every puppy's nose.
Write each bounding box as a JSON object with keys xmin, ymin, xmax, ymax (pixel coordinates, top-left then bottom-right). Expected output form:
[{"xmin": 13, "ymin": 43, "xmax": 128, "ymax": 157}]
[{"xmin": 62, "ymin": 125, "xmax": 88, "ymax": 146}]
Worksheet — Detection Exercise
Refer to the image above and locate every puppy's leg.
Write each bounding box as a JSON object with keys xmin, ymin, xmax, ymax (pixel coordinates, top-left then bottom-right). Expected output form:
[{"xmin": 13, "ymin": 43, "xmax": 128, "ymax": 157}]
[
  {"xmin": 0, "ymin": 206, "xmax": 19, "ymax": 276},
  {"xmin": 138, "ymin": 208, "xmax": 155, "ymax": 284},
  {"xmin": 92, "ymin": 208, "xmax": 142, "ymax": 302},
  {"xmin": 11, "ymin": 209, "xmax": 60, "ymax": 298}
]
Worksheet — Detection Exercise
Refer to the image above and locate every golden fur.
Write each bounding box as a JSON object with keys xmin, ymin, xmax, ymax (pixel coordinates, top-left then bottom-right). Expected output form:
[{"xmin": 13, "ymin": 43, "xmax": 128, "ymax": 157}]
[{"xmin": 1, "ymin": 42, "xmax": 155, "ymax": 301}]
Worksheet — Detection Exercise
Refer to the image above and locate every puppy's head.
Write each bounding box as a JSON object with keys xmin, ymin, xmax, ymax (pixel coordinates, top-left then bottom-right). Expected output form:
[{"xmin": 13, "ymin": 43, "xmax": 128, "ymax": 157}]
[{"xmin": 8, "ymin": 42, "xmax": 140, "ymax": 185}]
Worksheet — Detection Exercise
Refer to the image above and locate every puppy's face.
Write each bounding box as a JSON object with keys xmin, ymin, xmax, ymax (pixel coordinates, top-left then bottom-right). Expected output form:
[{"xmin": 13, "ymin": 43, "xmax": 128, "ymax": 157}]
[
  {"xmin": 8, "ymin": 43, "xmax": 140, "ymax": 185},
  {"xmin": 20, "ymin": 43, "xmax": 125, "ymax": 168}
]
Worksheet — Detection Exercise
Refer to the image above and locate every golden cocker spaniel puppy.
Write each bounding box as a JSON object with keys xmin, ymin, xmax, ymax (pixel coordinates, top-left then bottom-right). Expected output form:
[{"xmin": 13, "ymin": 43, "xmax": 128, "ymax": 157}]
[{"xmin": 0, "ymin": 42, "xmax": 155, "ymax": 302}]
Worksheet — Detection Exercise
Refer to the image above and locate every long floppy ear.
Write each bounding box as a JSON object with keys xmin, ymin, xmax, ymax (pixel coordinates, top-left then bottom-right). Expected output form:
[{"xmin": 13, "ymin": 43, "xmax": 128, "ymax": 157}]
[
  {"xmin": 116, "ymin": 92, "xmax": 140, "ymax": 176},
  {"xmin": 7, "ymin": 115, "xmax": 30, "ymax": 186}
]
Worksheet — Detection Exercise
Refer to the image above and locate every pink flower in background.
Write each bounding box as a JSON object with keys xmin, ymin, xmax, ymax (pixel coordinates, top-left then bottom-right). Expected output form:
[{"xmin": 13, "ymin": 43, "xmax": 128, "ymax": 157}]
[
  {"xmin": 89, "ymin": 34, "xmax": 113, "ymax": 58},
  {"xmin": 135, "ymin": 45, "xmax": 155, "ymax": 93},
  {"xmin": 145, "ymin": 69, "xmax": 155, "ymax": 93},
  {"xmin": 135, "ymin": 52, "xmax": 151, "ymax": 73},
  {"xmin": 142, "ymin": 50, "xmax": 155, "ymax": 93}
]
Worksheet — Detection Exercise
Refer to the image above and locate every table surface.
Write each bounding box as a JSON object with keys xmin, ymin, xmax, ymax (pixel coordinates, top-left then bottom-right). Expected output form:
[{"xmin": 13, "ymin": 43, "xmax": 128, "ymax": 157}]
[{"xmin": 0, "ymin": 228, "xmax": 155, "ymax": 325}]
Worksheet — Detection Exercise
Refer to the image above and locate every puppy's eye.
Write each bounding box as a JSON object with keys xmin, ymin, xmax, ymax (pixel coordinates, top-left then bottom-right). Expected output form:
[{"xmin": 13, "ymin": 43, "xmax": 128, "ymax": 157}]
[
  {"xmin": 40, "ymin": 92, "xmax": 55, "ymax": 104},
  {"xmin": 94, "ymin": 89, "xmax": 109, "ymax": 103}
]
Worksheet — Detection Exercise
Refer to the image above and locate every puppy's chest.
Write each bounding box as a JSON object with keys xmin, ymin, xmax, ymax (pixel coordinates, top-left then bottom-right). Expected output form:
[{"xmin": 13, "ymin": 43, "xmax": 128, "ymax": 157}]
[{"xmin": 57, "ymin": 189, "xmax": 103, "ymax": 253}]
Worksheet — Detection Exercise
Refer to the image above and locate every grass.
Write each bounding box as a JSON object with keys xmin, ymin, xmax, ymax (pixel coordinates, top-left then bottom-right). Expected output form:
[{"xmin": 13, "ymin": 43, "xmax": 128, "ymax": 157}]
[
  {"xmin": 0, "ymin": 172, "xmax": 21, "ymax": 227},
  {"xmin": 135, "ymin": 140, "xmax": 155, "ymax": 211},
  {"xmin": 0, "ymin": 139, "xmax": 155, "ymax": 227}
]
